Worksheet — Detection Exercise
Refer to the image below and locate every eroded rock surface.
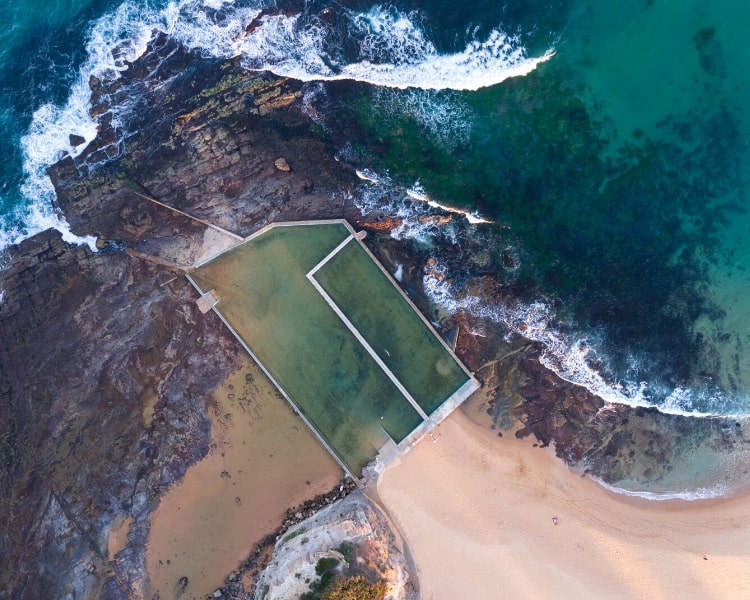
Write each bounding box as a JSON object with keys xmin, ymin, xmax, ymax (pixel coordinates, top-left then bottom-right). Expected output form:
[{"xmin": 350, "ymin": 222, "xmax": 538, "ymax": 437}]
[
  {"xmin": 0, "ymin": 229, "xmax": 242, "ymax": 598},
  {"xmin": 1, "ymin": 35, "xmax": 361, "ymax": 598},
  {"xmin": 254, "ymin": 491, "xmax": 415, "ymax": 600},
  {"xmin": 51, "ymin": 36, "xmax": 358, "ymax": 248}
]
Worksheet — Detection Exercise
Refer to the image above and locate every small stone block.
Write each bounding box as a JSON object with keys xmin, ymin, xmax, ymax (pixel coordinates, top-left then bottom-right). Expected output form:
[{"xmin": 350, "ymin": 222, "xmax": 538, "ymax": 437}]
[{"xmin": 196, "ymin": 289, "xmax": 220, "ymax": 314}]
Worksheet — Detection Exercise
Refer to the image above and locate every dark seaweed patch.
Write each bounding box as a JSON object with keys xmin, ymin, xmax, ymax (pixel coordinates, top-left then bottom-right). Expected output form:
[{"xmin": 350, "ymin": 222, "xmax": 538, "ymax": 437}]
[{"xmin": 325, "ymin": 61, "xmax": 744, "ymax": 395}]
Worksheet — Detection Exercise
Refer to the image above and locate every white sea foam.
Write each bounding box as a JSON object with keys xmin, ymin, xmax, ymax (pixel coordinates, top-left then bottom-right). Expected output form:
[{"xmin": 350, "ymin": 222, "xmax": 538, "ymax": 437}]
[
  {"xmin": 235, "ymin": 8, "xmax": 553, "ymax": 90},
  {"xmin": 170, "ymin": 3, "xmax": 261, "ymax": 58},
  {"xmin": 353, "ymin": 170, "xmax": 489, "ymax": 241},
  {"xmin": 335, "ymin": 35, "xmax": 554, "ymax": 91},
  {"xmin": 3, "ymin": 0, "xmax": 550, "ymax": 252},
  {"xmin": 353, "ymin": 170, "xmax": 465, "ymax": 242},
  {"xmin": 14, "ymin": 70, "xmax": 100, "ymax": 251},
  {"xmin": 168, "ymin": 3, "xmax": 553, "ymax": 90},
  {"xmin": 595, "ymin": 479, "xmax": 732, "ymax": 501},
  {"xmin": 370, "ymin": 87, "xmax": 473, "ymax": 150},
  {"xmin": 2, "ymin": 0, "xmax": 170, "ymax": 251},
  {"xmin": 393, "ymin": 264, "xmax": 403, "ymax": 282},
  {"xmin": 353, "ymin": 7, "xmax": 430, "ymax": 65},
  {"xmin": 8, "ymin": 202, "xmax": 98, "ymax": 252},
  {"xmin": 421, "ymin": 254, "xmax": 750, "ymax": 499},
  {"xmin": 421, "ymin": 259, "xmax": 750, "ymax": 419}
]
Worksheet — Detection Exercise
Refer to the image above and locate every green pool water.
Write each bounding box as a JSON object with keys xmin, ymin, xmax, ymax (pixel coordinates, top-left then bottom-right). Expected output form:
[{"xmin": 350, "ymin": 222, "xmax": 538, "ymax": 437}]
[
  {"xmin": 314, "ymin": 239, "xmax": 469, "ymax": 415},
  {"xmin": 191, "ymin": 221, "xmax": 471, "ymax": 474}
]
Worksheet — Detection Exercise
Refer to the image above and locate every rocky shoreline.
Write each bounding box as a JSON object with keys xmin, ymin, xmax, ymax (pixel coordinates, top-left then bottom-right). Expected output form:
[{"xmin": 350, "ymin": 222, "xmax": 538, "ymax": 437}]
[
  {"xmin": 0, "ymin": 227, "xmax": 236, "ymax": 598},
  {"xmin": 0, "ymin": 35, "xmax": 365, "ymax": 597},
  {"xmin": 2, "ymin": 26, "xmax": 747, "ymax": 600},
  {"xmin": 253, "ymin": 489, "xmax": 415, "ymax": 600}
]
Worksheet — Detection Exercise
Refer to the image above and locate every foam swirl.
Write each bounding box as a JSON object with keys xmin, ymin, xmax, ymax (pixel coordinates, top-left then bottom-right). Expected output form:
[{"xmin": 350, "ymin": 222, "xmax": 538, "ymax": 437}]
[
  {"xmin": 2, "ymin": 0, "xmax": 551, "ymax": 252},
  {"xmin": 421, "ymin": 258, "xmax": 750, "ymax": 419}
]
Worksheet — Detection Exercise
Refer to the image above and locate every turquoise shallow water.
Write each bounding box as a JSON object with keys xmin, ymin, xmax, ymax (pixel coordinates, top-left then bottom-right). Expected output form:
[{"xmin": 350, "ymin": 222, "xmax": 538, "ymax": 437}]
[
  {"xmin": 0, "ymin": 0, "xmax": 120, "ymax": 234},
  {"xmin": 334, "ymin": 0, "xmax": 750, "ymax": 418},
  {"xmin": 2, "ymin": 0, "xmax": 750, "ymax": 495},
  {"xmin": 560, "ymin": 0, "xmax": 750, "ymax": 410}
]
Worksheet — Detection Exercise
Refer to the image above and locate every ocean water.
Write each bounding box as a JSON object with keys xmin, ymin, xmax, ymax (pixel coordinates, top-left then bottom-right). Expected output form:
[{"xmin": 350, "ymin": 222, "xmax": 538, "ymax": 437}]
[
  {"xmin": 2, "ymin": 0, "xmax": 750, "ymax": 498},
  {"xmin": 0, "ymin": 0, "xmax": 116, "ymax": 247}
]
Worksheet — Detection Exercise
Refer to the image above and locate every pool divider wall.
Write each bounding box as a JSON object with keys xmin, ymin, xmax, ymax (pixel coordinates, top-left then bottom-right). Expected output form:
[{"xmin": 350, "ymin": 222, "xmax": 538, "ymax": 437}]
[
  {"xmin": 306, "ymin": 269, "xmax": 432, "ymax": 423},
  {"xmin": 342, "ymin": 221, "xmax": 478, "ymax": 386}
]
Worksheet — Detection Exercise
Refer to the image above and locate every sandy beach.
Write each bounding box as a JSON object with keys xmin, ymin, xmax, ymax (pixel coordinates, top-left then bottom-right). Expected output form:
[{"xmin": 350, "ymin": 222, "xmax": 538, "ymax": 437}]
[{"xmin": 376, "ymin": 406, "xmax": 750, "ymax": 600}]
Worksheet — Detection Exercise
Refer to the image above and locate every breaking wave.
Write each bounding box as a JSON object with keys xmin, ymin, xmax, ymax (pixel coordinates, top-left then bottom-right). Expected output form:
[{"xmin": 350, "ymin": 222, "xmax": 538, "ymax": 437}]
[
  {"xmin": 2, "ymin": 0, "xmax": 551, "ymax": 252},
  {"xmin": 0, "ymin": 0, "xmax": 165, "ymax": 251},
  {"xmin": 421, "ymin": 258, "xmax": 750, "ymax": 419},
  {"xmin": 176, "ymin": 4, "xmax": 553, "ymax": 90},
  {"xmin": 596, "ymin": 480, "xmax": 733, "ymax": 502}
]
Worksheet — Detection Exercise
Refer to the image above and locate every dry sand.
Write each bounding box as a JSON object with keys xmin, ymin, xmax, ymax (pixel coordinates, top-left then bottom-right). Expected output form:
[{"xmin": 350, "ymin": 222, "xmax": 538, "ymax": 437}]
[
  {"xmin": 376, "ymin": 406, "xmax": 750, "ymax": 600},
  {"xmin": 145, "ymin": 361, "xmax": 342, "ymax": 599}
]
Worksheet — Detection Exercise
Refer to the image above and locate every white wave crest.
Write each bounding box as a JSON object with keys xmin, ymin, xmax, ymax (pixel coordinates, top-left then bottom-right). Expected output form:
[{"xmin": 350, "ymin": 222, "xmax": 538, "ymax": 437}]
[
  {"xmin": 595, "ymin": 479, "xmax": 732, "ymax": 501},
  {"xmin": 236, "ymin": 9, "xmax": 553, "ymax": 90},
  {"xmin": 422, "ymin": 259, "xmax": 750, "ymax": 419},
  {"xmin": 4, "ymin": 0, "xmax": 551, "ymax": 251},
  {"xmin": 168, "ymin": 3, "xmax": 553, "ymax": 90},
  {"xmin": 337, "ymin": 31, "xmax": 554, "ymax": 91}
]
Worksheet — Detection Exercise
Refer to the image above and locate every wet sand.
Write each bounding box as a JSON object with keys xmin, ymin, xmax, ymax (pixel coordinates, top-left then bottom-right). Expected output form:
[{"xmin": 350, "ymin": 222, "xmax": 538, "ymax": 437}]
[
  {"xmin": 145, "ymin": 360, "xmax": 342, "ymax": 599},
  {"xmin": 107, "ymin": 515, "xmax": 134, "ymax": 560},
  {"xmin": 377, "ymin": 405, "xmax": 750, "ymax": 600}
]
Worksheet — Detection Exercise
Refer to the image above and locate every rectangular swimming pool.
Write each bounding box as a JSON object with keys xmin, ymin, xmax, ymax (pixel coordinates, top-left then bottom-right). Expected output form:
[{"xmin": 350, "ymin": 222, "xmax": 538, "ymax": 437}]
[{"xmin": 189, "ymin": 220, "xmax": 476, "ymax": 475}]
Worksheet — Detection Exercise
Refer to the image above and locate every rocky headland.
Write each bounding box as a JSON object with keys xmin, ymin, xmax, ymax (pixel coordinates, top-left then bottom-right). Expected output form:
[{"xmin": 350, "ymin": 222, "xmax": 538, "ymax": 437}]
[
  {"xmin": 0, "ymin": 34, "xmax": 362, "ymax": 598},
  {"xmin": 254, "ymin": 491, "xmax": 415, "ymax": 600},
  {"xmin": 2, "ymin": 26, "xmax": 748, "ymax": 600}
]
